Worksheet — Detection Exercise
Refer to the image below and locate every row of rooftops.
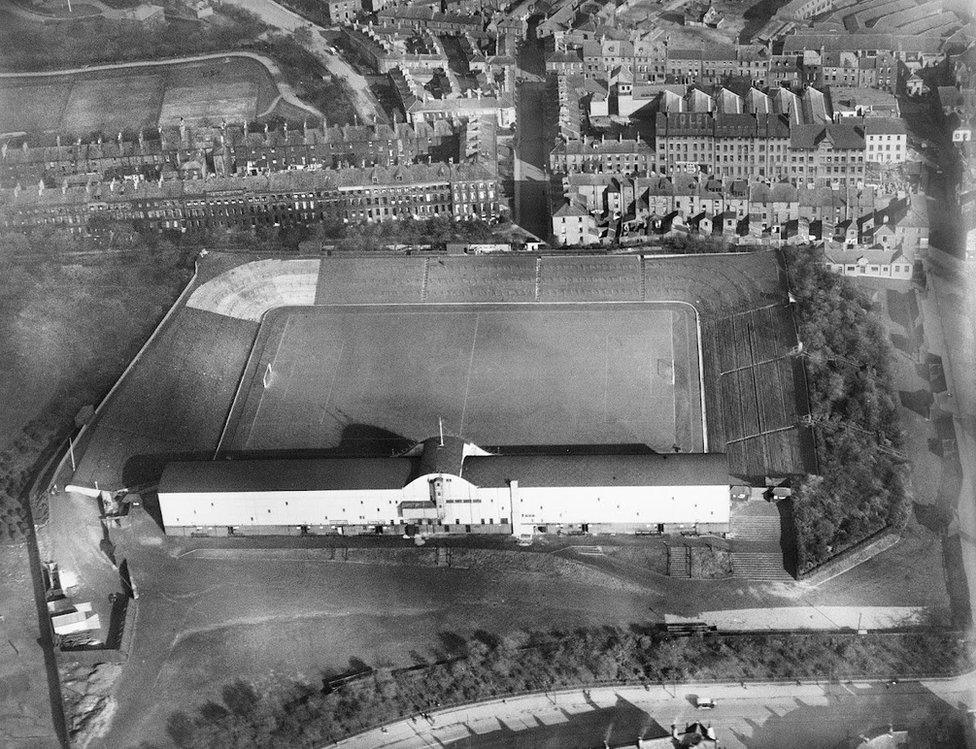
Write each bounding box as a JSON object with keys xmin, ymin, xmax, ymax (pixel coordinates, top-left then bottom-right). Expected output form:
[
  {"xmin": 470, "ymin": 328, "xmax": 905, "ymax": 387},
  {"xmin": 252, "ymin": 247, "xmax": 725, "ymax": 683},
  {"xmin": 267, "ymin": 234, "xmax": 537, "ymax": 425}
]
[
  {"xmin": 0, "ymin": 120, "xmax": 459, "ymax": 162},
  {"xmin": 0, "ymin": 161, "xmax": 498, "ymax": 209},
  {"xmin": 573, "ymin": 38, "xmax": 769, "ymax": 62},
  {"xmin": 563, "ymin": 173, "xmax": 923, "ymax": 215},
  {"xmin": 654, "ymin": 85, "xmax": 829, "ymax": 124},
  {"xmin": 781, "ymin": 31, "xmax": 949, "ymax": 55},
  {"xmin": 389, "ymin": 66, "xmax": 514, "ymax": 112},
  {"xmin": 586, "ymin": 77, "xmax": 902, "ymax": 123},
  {"xmin": 653, "ymin": 112, "xmax": 872, "ymax": 149},
  {"xmin": 375, "ymin": 5, "xmax": 485, "ymax": 29},
  {"xmin": 158, "ymin": 436, "xmax": 734, "ymax": 494}
]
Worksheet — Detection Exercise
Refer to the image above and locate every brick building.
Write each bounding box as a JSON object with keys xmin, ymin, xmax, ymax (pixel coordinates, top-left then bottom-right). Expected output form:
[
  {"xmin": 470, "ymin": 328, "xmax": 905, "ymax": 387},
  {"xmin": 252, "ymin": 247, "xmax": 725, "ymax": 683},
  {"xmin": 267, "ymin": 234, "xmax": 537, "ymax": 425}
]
[{"xmin": 0, "ymin": 162, "xmax": 500, "ymax": 235}]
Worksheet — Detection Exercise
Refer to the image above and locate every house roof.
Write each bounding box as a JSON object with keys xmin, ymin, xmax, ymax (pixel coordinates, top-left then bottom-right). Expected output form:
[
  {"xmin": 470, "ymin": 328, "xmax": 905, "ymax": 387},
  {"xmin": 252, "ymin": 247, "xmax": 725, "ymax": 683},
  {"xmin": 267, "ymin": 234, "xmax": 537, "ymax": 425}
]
[
  {"xmin": 790, "ymin": 122, "xmax": 864, "ymax": 149},
  {"xmin": 863, "ymin": 118, "xmax": 907, "ymax": 135},
  {"xmin": 553, "ymin": 201, "xmax": 591, "ymax": 217}
]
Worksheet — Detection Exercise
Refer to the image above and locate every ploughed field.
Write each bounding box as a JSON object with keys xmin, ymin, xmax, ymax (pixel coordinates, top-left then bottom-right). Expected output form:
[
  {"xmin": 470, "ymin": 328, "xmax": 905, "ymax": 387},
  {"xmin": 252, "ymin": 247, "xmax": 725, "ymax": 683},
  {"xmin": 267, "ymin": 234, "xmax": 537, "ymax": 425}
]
[{"xmin": 0, "ymin": 56, "xmax": 279, "ymax": 135}]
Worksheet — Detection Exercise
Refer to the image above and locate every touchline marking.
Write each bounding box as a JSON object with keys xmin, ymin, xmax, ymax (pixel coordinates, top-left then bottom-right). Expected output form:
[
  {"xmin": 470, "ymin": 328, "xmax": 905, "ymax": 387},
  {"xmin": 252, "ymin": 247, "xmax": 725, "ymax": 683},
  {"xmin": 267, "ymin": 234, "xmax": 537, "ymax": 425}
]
[
  {"xmin": 458, "ymin": 312, "xmax": 481, "ymax": 437},
  {"xmin": 247, "ymin": 313, "xmax": 294, "ymax": 450},
  {"xmin": 318, "ymin": 339, "xmax": 345, "ymax": 426},
  {"xmin": 230, "ymin": 300, "xmax": 711, "ymax": 454}
]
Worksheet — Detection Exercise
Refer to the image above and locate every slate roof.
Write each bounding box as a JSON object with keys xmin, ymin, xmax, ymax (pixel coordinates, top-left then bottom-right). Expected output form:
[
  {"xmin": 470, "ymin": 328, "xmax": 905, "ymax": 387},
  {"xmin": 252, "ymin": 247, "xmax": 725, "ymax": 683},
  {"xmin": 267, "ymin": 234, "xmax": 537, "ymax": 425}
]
[
  {"xmin": 863, "ymin": 118, "xmax": 907, "ymax": 135},
  {"xmin": 790, "ymin": 123, "xmax": 864, "ymax": 149},
  {"xmin": 159, "ymin": 457, "xmax": 418, "ymax": 494},
  {"xmin": 159, "ymin": 448, "xmax": 733, "ymax": 494},
  {"xmin": 462, "ymin": 451, "xmax": 731, "ymax": 488}
]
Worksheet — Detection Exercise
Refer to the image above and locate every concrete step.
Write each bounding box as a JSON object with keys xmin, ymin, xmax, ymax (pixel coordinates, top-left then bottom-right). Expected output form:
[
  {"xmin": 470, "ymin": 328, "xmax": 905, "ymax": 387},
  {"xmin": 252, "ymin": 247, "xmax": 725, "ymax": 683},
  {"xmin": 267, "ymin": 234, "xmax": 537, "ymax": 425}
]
[
  {"xmin": 729, "ymin": 515, "xmax": 782, "ymax": 543},
  {"xmin": 667, "ymin": 546, "xmax": 692, "ymax": 577},
  {"xmin": 731, "ymin": 551, "xmax": 792, "ymax": 581}
]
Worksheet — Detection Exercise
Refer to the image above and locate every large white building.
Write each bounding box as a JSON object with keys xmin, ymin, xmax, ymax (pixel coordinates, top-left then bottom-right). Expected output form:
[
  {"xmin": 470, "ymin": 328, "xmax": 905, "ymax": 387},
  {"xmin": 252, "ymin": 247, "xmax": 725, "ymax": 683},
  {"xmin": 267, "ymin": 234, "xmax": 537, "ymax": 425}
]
[{"xmin": 157, "ymin": 437, "xmax": 733, "ymax": 538}]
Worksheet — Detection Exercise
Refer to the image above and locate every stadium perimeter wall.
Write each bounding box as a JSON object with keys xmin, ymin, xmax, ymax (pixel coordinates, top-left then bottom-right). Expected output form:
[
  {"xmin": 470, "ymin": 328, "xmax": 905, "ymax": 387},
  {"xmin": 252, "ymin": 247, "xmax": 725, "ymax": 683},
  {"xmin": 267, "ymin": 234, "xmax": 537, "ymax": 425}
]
[
  {"xmin": 68, "ymin": 250, "xmax": 812, "ymax": 496},
  {"xmin": 184, "ymin": 251, "xmax": 811, "ymax": 480}
]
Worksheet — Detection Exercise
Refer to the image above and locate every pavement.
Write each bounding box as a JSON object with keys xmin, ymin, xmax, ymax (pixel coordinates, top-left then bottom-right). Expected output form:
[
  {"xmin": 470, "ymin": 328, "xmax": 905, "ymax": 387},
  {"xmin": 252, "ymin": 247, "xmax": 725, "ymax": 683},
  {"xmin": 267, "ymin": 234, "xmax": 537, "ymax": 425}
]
[
  {"xmin": 221, "ymin": 0, "xmax": 386, "ymax": 124},
  {"xmin": 922, "ymin": 247, "xmax": 976, "ymax": 628},
  {"xmin": 664, "ymin": 605, "xmax": 926, "ymax": 631},
  {"xmin": 336, "ymin": 675, "xmax": 976, "ymax": 748}
]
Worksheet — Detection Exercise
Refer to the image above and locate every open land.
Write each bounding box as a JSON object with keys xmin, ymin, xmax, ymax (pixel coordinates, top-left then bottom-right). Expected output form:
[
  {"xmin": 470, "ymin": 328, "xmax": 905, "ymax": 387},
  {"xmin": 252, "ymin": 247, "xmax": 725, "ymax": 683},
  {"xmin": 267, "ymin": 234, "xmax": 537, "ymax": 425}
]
[
  {"xmin": 0, "ymin": 544, "xmax": 60, "ymax": 747},
  {"xmin": 220, "ymin": 303, "xmax": 702, "ymax": 454},
  {"xmin": 0, "ymin": 241, "xmax": 197, "ymax": 747},
  {"xmin": 0, "ymin": 55, "xmax": 282, "ymax": 135},
  {"xmin": 60, "ymin": 504, "xmax": 951, "ymax": 747}
]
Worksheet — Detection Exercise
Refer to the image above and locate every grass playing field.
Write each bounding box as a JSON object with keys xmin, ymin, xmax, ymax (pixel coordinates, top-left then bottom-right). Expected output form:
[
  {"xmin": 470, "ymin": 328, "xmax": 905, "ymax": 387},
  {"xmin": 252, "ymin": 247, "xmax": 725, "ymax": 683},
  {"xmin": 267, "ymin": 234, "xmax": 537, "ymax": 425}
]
[{"xmin": 219, "ymin": 303, "xmax": 704, "ymax": 455}]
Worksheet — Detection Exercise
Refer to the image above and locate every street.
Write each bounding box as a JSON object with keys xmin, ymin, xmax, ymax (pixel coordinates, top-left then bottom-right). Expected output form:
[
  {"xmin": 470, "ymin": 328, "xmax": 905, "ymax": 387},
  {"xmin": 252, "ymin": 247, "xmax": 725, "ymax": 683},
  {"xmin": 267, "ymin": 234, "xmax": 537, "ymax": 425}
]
[
  {"xmin": 337, "ymin": 676, "xmax": 976, "ymax": 748},
  {"xmin": 513, "ymin": 29, "xmax": 553, "ymax": 241},
  {"xmin": 921, "ymin": 247, "xmax": 976, "ymax": 631}
]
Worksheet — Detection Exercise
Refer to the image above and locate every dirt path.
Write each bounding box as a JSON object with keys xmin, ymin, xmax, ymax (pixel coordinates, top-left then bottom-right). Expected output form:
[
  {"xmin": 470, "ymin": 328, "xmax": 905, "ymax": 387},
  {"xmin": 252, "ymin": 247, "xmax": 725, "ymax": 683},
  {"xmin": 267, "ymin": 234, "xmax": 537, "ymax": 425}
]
[{"xmin": 221, "ymin": 0, "xmax": 387, "ymax": 124}]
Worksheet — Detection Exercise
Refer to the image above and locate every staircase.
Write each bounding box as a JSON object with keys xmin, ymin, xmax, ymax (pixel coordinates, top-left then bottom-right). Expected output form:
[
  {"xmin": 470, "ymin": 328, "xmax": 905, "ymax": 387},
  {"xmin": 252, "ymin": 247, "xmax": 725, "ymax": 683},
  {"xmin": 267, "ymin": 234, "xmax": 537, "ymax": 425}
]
[
  {"xmin": 730, "ymin": 551, "xmax": 792, "ymax": 581},
  {"xmin": 728, "ymin": 503, "xmax": 792, "ymax": 581},
  {"xmin": 421, "ymin": 258, "xmax": 431, "ymax": 302},
  {"xmin": 639, "ymin": 255, "xmax": 647, "ymax": 300},
  {"xmin": 667, "ymin": 545, "xmax": 692, "ymax": 577},
  {"xmin": 435, "ymin": 545, "xmax": 450, "ymax": 567},
  {"xmin": 729, "ymin": 513, "xmax": 782, "ymax": 544}
]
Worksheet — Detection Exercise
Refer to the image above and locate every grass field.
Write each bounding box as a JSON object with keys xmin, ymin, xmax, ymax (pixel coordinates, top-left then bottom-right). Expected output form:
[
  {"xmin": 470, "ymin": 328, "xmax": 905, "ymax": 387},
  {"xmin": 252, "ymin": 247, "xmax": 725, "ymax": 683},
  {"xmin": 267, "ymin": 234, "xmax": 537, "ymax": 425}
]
[
  {"xmin": 220, "ymin": 303, "xmax": 704, "ymax": 454},
  {"xmin": 0, "ymin": 56, "xmax": 280, "ymax": 135}
]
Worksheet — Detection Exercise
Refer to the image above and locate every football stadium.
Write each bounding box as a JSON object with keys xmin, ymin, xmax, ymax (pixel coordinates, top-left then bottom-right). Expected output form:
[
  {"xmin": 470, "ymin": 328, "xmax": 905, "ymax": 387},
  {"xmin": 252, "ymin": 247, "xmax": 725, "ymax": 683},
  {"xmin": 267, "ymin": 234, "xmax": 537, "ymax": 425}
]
[{"xmin": 71, "ymin": 251, "xmax": 812, "ymax": 540}]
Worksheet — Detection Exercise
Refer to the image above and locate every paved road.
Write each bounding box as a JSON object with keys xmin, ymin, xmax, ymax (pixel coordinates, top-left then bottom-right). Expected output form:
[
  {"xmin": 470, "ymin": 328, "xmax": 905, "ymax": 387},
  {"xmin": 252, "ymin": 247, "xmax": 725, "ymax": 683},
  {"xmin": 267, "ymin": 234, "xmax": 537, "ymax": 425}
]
[
  {"xmin": 337, "ymin": 675, "xmax": 976, "ymax": 748},
  {"xmin": 921, "ymin": 247, "xmax": 976, "ymax": 627},
  {"xmin": 221, "ymin": 0, "xmax": 386, "ymax": 124},
  {"xmin": 513, "ymin": 33, "xmax": 551, "ymax": 241}
]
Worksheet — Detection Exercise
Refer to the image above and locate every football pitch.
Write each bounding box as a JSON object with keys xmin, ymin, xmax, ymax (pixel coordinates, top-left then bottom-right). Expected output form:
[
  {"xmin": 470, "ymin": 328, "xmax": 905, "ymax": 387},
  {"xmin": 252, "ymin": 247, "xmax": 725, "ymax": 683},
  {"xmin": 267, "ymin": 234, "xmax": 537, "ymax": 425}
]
[{"xmin": 219, "ymin": 303, "xmax": 704, "ymax": 455}]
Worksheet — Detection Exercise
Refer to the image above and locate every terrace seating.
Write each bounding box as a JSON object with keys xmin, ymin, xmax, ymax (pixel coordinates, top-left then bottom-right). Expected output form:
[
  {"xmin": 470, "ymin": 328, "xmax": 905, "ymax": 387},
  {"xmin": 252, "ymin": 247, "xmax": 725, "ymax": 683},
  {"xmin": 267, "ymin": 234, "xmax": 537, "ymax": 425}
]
[{"xmin": 187, "ymin": 259, "xmax": 321, "ymax": 321}]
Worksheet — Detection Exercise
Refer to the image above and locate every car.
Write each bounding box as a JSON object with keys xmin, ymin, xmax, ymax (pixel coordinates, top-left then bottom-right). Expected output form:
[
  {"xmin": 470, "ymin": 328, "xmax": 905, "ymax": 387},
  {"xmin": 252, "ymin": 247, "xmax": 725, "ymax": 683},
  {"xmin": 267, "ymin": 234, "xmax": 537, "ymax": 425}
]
[
  {"xmin": 696, "ymin": 696, "xmax": 716, "ymax": 709},
  {"xmin": 516, "ymin": 533, "xmax": 534, "ymax": 546}
]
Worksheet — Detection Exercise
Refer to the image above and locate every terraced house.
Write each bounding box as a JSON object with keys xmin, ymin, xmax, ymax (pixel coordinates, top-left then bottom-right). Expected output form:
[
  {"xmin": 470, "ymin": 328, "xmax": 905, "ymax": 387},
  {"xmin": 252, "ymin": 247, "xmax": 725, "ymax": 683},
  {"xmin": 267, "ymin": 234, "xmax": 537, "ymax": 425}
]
[
  {"xmin": 0, "ymin": 120, "xmax": 461, "ymax": 188},
  {"xmin": 0, "ymin": 162, "xmax": 500, "ymax": 234}
]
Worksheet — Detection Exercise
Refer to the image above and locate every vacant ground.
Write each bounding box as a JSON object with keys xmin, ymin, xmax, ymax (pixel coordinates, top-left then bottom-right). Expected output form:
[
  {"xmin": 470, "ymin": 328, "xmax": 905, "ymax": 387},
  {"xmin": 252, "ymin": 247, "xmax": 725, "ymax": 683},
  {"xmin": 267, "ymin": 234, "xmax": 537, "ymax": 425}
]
[
  {"xmin": 221, "ymin": 303, "xmax": 703, "ymax": 454},
  {"xmin": 0, "ymin": 239, "xmax": 195, "ymax": 746},
  {"xmin": 0, "ymin": 55, "xmax": 281, "ymax": 134},
  {"xmin": 65, "ymin": 502, "xmax": 949, "ymax": 747},
  {"xmin": 0, "ymin": 545, "xmax": 60, "ymax": 747}
]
